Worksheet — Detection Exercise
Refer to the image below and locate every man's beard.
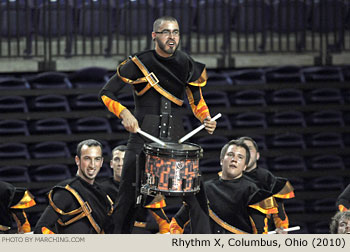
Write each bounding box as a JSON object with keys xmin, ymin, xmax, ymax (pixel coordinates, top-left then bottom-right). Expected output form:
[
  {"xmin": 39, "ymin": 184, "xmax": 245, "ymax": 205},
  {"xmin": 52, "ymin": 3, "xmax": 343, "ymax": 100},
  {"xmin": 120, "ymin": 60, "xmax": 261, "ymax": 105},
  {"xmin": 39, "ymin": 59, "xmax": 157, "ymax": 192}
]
[{"xmin": 156, "ymin": 37, "xmax": 179, "ymax": 55}]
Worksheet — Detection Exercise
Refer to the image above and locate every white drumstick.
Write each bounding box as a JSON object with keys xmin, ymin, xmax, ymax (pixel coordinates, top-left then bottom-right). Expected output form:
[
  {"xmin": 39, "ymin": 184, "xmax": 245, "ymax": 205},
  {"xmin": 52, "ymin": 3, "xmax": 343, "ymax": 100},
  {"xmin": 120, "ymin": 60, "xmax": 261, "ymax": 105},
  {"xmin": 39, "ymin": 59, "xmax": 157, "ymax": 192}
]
[
  {"xmin": 178, "ymin": 113, "xmax": 222, "ymax": 144},
  {"xmin": 136, "ymin": 128, "xmax": 166, "ymax": 146},
  {"xmin": 267, "ymin": 226, "xmax": 300, "ymax": 234}
]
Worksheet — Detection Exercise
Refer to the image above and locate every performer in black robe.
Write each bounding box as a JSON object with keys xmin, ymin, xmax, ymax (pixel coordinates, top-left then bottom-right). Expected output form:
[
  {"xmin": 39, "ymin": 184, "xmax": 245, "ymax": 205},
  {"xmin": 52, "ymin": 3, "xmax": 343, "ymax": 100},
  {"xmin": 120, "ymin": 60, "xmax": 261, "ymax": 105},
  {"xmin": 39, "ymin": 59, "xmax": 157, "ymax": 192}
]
[
  {"xmin": 170, "ymin": 139, "xmax": 277, "ymax": 234},
  {"xmin": 0, "ymin": 181, "xmax": 36, "ymax": 234},
  {"xmin": 99, "ymin": 16, "xmax": 216, "ymax": 233},
  {"xmin": 34, "ymin": 139, "xmax": 113, "ymax": 234},
  {"xmin": 238, "ymin": 136, "xmax": 295, "ymax": 231}
]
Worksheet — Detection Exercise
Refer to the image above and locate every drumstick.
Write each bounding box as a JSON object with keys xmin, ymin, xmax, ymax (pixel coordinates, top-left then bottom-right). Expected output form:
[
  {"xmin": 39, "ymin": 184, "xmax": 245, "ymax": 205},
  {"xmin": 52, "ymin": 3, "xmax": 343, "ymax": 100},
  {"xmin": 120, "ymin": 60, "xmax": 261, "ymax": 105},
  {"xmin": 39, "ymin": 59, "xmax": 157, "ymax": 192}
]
[
  {"xmin": 267, "ymin": 226, "xmax": 300, "ymax": 234},
  {"xmin": 136, "ymin": 128, "xmax": 166, "ymax": 146},
  {"xmin": 178, "ymin": 113, "xmax": 222, "ymax": 144}
]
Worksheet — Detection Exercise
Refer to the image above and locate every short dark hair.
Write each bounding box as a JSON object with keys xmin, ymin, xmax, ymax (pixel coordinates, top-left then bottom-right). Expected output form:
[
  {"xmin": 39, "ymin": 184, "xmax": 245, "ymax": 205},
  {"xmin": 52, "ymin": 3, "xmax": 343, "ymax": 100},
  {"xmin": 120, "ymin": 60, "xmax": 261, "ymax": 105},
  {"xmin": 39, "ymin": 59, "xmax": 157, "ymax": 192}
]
[
  {"xmin": 112, "ymin": 145, "xmax": 127, "ymax": 154},
  {"xmin": 76, "ymin": 139, "xmax": 102, "ymax": 158},
  {"xmin": 220, "ymin": 139, "xmax": 250, "ymax": 165},
  {"xmin": 237, "ymin": 136, "xmax": 259, "ymax": 152},
  {"xmin": 153, "ymin": 16, "xmax": 178, "ymax": 32},
  {"xmin": 330, "ymin": 211, "xmax": 350, "ymax": 234}
]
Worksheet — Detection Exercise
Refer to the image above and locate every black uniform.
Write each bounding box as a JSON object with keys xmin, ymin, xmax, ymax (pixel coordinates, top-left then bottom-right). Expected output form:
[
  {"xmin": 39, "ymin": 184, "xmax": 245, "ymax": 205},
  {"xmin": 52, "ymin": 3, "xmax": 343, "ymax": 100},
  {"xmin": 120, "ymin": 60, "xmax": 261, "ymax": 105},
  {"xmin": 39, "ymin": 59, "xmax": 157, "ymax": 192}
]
[
  {"xmin": 99, "ymin": 49, "xmax": 210, "ymax": 233},
  {"xmin": 98, "ymin": 177, "xmax": 155, "ymax": 233},
  {"xmin": 0, "ymin": 181, "xmax": 36, "ymax": 233},
  {"xmin": 34, "ymin": 176, "xmax": 113, "ymax": 234},
  {"xmin": 244, "ymin": 166, "xmax": 295, "ymax": 230},
  {"xmin": 205, "ymin": 175, "xmax": 276, "ymax": 234}
]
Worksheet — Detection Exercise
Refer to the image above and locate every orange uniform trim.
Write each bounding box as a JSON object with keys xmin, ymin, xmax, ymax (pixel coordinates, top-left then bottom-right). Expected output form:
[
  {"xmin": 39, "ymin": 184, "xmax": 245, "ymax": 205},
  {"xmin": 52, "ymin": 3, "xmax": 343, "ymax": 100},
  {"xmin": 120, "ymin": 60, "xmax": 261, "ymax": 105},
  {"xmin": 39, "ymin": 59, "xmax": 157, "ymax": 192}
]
[
  {"xmin": 188, "ymin": 69, "xmax": 208, "ymax": 87},
  {"xmin": 339, "ymin": 204, "xmax": 348, "ymax": 212},
  {"xmin": 41, "ymin": 227, "xmax": 55, "ymax": 234},
  {"xmin": 11, "ymin": 190, "xmax": 36, "ymax": 209},
  {"xmin": 273, "ymin": 213, "xmax": 289, "ymax": 229},
  {"xmin": 209, "ymin": 207, "xmax": 249, "ymax": 234},
  {"xmin": 186, "ymin": 87, "xmax": 210, "ymax": 123},
  {"xmin": 101, "ymin": 95, "xmax": 126, "ymax": 118},
  {"xmin": 274, "ymin": 181, "xmax": 295, "ymax": 199},
  {"xmin": 145, "ymin": 199, "xmax": 166, "ymax": 209},
  {"xmin": 144, "ymin": 194, "xmax": 166, "ymax": 208},
  {"xmin": 150, "ymin": 211, "xmax": 170, "ymax": 234},
  {"xmin": 249, "ymin": 196, "xmax": 278, "ymax": 215},
  {"xmin": 130, "ymin": 56, "xmax": 184, "ymax": 106}
]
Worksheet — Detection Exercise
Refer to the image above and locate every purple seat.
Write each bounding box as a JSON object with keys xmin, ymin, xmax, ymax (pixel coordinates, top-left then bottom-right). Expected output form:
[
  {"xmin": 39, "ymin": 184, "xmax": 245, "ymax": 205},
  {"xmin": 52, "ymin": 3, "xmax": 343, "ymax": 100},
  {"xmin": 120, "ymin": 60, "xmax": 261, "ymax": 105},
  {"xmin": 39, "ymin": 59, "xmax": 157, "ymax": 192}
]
[
  {"xmin": 269, "ymin": 133, "xmax": 306, "ymax": 149},
  {"xmin": 310, "ymin": 198, "xmax": 337, "ymax": 213},
  {"xmin": 70, "ymin": 93, "xmax": 104, "ymax": 110},
  {"xmin": 232, "ymin": 112, "xmax": 267, "ymax": 128},
  {"xmin": 0, "ymin": 119, "xmax": 29, "ymax": 136},
  {"xmin": 29, "ymin": 94, "xmax": 70, "ymax": 112},
  {"xmin": 69, "ymin": 67, "xmax": 109, "ymax": 88},
  {"xmin": 307, "ymin": 132, "xmax": 344, "ymax": 148},
  {"xmin": 302, "ymin": 66, "xmax": 344, "ymax": 82},
  {"xmin": 305, "ymin": 88, "xmax": 344, "ymax": 104},
  {"xmin": 307, "ymin": 110, "xmax": 344, "ymax": 126},
  {"xmin": 29, "ymin": 164, "xmax": 71, "ymax": 182},
  {"xmin": 0, "ymin": 166, "xmax": 30, "ymax": 182},
  {"xmin": 207, "ymin": 70, "xmax": 233, "ymax": 85},
  {"xmin": 307, "ymin": 155, "xmax": 345, "ymax": 170},
  {"xmin": 0, "ymin": 96, "xmax": 28, "ymax": 113},
  {"xmin": 194, "ymin": 135, "xmax": 228, "ymax": 150},
  {"xmin": 30, "ymin": 118, "xmax": 71, "ymax": 135},
  {"xmin": 269, "ymin": 155, "xmax": 306, "ymax": 171},
  {"xmin": 264, "ymin": 66, "xmax": 305, "ymax": 83},
  {"xmin": 231, "ymin": 89, "xmax": 266, "ymax": 106},
  {"xmin": 30, "ymin": 141, "xmax": 71, "ymax": 159},
  {"xmin": 308, "ymin": 177, "xmax": 344, "ymax": 191},
  {"xmin": 267, "ymin": 88, "xmax": 305, "ymax": 105},
  {"xmin": 0, "ymin": 142, "xmax": 30, "ymax": 159},
  {"xmin": 72, "ymin": 116, "xmax": 112, "ymax": 133},
  {"xmin": 228, "ymin": 69, "xmax": 266, "ymax": 85},
  {"xmin": 0, "ymin": 77, "xmax": 30, "ymax": 90},
  {"xmin": 268, "ymin": 110, "xmax": 306, "ymax": 127},
  {"xmin": 27, "ymin": 72, "xmax": 72, "ymax": 89},
  {"xmin": 202, "ymin": 90, "xmax": 230, "ymax": 107}
]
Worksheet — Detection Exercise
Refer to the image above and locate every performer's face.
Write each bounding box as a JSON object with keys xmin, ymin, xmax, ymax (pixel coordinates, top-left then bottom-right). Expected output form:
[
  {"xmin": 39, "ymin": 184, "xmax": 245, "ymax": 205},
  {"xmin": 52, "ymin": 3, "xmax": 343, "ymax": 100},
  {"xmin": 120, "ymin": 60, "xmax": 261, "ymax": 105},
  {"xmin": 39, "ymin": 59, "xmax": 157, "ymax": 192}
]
[
  {"xmin": 76, "ymin": 145, "xmax": 103, "ymax": 184},
  {"xmin": 243, "ymin": 140, "xmax": 259, "ymax": 171},
  {"xmin": 337, "ymin": 216, "xmax": 350, "ymax": 234},
  {"xmin": 152, "ymin": 21, "xmax": 180, "ymax": 57},
  {"xmin": 220, "ymin": 145, "xmax": 247, "ymax": 180},
  {"xmin": 110, "ymin": 150, "xmax": 125, "ymax": 182}
]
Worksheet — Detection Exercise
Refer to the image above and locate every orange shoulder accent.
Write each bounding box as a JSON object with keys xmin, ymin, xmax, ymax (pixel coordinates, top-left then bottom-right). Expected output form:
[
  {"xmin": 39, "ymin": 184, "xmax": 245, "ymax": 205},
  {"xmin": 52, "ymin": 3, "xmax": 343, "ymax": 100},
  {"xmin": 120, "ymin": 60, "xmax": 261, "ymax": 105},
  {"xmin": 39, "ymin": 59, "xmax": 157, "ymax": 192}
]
[{"xmin": 339, "ymin": 204, "xmax": 348, "ymax": 212}]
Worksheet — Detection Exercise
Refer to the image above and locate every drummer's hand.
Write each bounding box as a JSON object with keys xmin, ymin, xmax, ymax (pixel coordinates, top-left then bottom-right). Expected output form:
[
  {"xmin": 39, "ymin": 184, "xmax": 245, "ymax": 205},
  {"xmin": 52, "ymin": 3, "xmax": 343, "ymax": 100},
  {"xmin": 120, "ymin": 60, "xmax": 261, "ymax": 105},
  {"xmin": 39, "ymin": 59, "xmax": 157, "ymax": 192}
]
[
  {"xmin": 120, "ymin": 109, "xmax": 139, "ymax": 133},
  {"xmin": 203, "ymin": 116, "xmax": 216, "ymax": 135}
]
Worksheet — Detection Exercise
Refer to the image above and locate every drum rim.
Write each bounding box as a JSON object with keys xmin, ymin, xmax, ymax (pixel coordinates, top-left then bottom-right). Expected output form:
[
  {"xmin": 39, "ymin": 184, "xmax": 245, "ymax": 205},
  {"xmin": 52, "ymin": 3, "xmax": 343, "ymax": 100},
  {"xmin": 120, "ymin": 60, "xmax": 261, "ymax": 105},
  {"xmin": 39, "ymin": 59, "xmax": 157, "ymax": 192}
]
[{"xmin": 143, "ymin": 142, "xmax": 203, "ymax": 156}]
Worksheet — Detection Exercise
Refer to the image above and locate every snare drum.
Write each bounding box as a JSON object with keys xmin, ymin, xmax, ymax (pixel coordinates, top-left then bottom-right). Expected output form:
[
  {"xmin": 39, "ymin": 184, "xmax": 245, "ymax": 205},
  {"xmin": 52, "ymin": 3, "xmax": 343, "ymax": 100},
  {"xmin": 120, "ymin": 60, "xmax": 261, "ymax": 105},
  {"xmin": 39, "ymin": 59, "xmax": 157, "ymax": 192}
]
[{"xmin": 141, "ymin": 142, "xmax": 203, "ymax": 196}]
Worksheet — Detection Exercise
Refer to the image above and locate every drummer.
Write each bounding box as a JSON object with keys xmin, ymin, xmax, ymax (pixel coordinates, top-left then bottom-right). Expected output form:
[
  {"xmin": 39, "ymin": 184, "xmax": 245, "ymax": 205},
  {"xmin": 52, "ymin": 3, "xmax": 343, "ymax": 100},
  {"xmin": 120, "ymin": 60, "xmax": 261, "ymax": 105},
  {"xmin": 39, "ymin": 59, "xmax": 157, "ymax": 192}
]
[{"xmin": 99, "ymin": 16, "xmax": 217, "ymax": 233}]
